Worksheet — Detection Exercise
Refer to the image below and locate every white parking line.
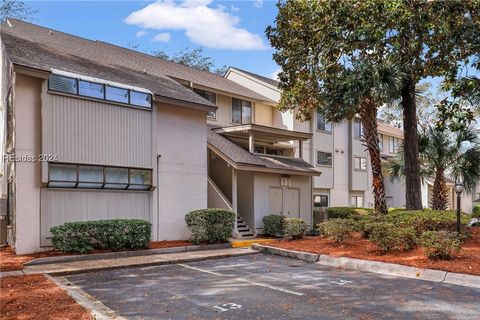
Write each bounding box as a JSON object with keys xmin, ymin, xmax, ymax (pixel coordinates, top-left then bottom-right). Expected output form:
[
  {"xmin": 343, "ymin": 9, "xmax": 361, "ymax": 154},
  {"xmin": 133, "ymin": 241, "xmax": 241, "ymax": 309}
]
[{"xmin": 178, "ymin": 263, "xmax": 304, "ymax": 296}]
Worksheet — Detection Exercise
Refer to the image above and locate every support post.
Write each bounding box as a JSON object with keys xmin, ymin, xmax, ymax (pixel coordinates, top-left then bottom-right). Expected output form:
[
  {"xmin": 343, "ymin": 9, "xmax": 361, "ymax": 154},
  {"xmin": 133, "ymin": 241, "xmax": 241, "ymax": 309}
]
[
  {"xmin": 232, "ymin": 168, "xmax": 238, "ymax": 237},
  {"xmin": 249, "ymin": 132, "xmax": 255, "ymax": 153},
  {"xmin": 299, "ymin": 140, "xmax": 303, "ymax": 159}
]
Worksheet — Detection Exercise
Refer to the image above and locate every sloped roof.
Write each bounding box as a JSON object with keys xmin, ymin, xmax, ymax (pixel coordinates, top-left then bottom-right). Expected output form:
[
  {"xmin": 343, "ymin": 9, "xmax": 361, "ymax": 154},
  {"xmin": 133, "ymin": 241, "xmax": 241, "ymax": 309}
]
[
  {"xmin": 1, "ymin": 19, "xmax": 273, "ymax": 107},
  {"xmin": 208, "ymin": 129, "xmax": 319, "ymax": 175},
  {"xmin": 230, "ymin": 67, "xmax": 280, "ymax": 88}
]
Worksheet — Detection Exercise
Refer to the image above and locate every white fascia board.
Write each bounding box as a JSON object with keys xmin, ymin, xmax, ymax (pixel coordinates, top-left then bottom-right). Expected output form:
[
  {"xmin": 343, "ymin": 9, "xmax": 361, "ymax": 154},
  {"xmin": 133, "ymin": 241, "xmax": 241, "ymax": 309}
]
[{"xmin": 50, "ymin": 68, "xmax": 153, "ymax": 95}]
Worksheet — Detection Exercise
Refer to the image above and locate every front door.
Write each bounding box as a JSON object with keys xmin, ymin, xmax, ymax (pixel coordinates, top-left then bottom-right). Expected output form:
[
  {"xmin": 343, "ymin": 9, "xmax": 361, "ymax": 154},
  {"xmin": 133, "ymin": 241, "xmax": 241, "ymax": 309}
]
[
  {"xmin": 269, "ymin": 187, "xmax": 283, "ymax": 215},
  {"xmin": 286, "ymin": 188, "xmax": 300, "ymax": 218}
]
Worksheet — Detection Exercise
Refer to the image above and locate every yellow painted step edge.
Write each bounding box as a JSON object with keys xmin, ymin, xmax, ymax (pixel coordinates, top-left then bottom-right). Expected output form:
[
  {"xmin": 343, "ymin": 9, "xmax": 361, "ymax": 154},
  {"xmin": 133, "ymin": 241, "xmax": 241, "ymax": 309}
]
[{"xmin": 231, "ymin": 239, "xmax": 276, "ymax": 248}]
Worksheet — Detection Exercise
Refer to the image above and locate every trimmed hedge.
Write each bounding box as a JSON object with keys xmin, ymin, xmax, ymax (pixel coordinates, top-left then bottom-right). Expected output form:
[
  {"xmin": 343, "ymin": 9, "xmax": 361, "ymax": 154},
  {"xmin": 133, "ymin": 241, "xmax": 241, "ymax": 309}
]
[
  {"xmin": 262, "ymin": 215, "xmax": 285, "ymax": 237},
  {"xmin": 284, "ymin": 218, "xmax": 307, "ymax": 240},
  {"xmin": 185, "ymin": 208, "xmax": 235, "ymax": 244},
  {"xmin": 386, "ymin": 210, "xmax": 469, "ymax": 235},
  {"xmin": 326, "ymin": 207, "xmax": 373, "ymax": 220},
  {"xmin": 50, "ymin": 219, "xmax": 152, "ymax": 254},
  {"xmin": 366, "ymin": 222, "xmax": 417, "ymax": 252}
]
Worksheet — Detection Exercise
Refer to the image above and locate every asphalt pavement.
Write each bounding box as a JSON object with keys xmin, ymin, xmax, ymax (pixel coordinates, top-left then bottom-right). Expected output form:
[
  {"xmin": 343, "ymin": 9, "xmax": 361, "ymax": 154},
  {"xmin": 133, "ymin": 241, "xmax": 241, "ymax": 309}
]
[{"xmin": 64, "ymin": 253, "xmax": 480, "ymax": 319}]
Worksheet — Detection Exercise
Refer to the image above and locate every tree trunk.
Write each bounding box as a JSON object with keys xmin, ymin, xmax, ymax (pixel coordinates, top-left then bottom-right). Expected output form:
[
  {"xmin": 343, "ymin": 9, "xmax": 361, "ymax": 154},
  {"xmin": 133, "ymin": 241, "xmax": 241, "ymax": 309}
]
[
  {"xmin": 431, "ymin": 167, "xmax": 449, "ymax": 210},
  {"xmin": 360, "ymin": 98, "xmax": 388, "ymax": 215},
  {"xmin": 401, "ymin": 76, "xmax": 423, "ymax": 210}
]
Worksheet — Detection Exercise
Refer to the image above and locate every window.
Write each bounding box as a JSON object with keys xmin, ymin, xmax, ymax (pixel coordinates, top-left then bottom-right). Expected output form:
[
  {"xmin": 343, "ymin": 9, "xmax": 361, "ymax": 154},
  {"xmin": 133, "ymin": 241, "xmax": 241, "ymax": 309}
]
[
  {"xmin": 353, "ymin": 118, "xmax": 362, "ymax": 139},
  {"xmin": 79, "ymin": 80, "xmax": 104, "ymax": 99},
  {"xmin": 317, "ymin": 151, "xmax": 333, "ymax": 166},
  {"xmin": 193, "ymin": 88, "xmax": 217, "ymax": 119},
  {"xmin": 354, "ymin": 156, "xmax": 367, "ymax": 171},
  {"xmin": 48, "ymin": 163, "xmax": 152, "ymax": 190},
  {"xmin": 106, "ymin": 86, "xmax": 129, "ymax": 104},
  {"xmin": 47, "ymin": 74, "xmax": 152, "ymax": 109},
  {"xmin": 49, "ymin": 74, "xmax": 78, "ymax": 94},
  {"xmin": 351, "ymin": 196, "xmax": 364, "ymax": 208},
  {"xmin": 232, "ymin": 98, "xmax": 252, "ymax": 124},
  {"xmin": 313, "ymin": 194, "xmax": 329, "ymax": 208},
  {"xmin": 378, "ymin": 134, "xmax": 384, "ymax": 153},
  {"xmin": 316, "ymin": 111, "xmax": 332, "ymax": 132},
  {"xmin": 130, "ymin": 91, "xmax": 152, "ymax": 108},
  {"xmin": 389, "ymin": 137, "xmax": 399, "ymax": 153}
]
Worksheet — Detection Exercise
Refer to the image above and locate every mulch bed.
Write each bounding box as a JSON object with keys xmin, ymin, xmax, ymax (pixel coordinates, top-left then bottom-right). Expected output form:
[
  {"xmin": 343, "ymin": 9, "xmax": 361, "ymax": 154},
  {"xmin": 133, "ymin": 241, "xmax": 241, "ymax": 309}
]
[
  {"xmin": 269, "ymin": 228, "xmax": 480, "ymax": 276},
  {"xmin": 0, "ymin": 274, "xmax": 92, "ymax": 320},
  {"xmin": 0, "ymin": 240, "xmax": 192, "ymax": 272}
]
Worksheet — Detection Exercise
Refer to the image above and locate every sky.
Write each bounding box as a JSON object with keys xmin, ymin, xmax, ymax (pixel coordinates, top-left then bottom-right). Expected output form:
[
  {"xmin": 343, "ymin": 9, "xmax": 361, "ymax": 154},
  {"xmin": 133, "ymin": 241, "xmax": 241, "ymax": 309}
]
[{"xmin": 27, "ymin": 0, "xmax": 280, "ymax": 79}]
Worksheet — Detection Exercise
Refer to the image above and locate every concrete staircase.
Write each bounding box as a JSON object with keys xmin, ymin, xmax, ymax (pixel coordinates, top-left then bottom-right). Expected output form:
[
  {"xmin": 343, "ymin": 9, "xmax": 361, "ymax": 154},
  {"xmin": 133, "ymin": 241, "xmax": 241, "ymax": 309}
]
[{"xmin": 236, "ymin": 216, "xmax": 256, "ymax": 239}]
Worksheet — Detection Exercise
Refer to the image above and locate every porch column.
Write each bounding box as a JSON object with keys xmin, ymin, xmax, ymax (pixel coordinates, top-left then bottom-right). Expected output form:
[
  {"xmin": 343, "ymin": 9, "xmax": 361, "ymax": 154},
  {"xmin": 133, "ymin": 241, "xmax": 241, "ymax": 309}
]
[
  {"xmin": 299, "ymin": 140, "xmax": 303, "ymax": 159},
  {"xmin": 249, "ymin": 132, "xmax": 255, "ymax": 153},
  {"xmin": 232, "ymin": 168, "xmax": 238, "ymax": 236}
]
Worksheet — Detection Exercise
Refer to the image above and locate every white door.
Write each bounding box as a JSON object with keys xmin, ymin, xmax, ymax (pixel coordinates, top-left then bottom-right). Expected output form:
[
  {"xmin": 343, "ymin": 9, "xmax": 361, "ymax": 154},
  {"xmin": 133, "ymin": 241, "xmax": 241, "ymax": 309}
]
[
  {"xmin": 269, "ymin": 187, "xmax": 283, "ymax": 215},
  {"xmin": 286, "ymin": 188, "xmax": 300, "ymax": 218}
]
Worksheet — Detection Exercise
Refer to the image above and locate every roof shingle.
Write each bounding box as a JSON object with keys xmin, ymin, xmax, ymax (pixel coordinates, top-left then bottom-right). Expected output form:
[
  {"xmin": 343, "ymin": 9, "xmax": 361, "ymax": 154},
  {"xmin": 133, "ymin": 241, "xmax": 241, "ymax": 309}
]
[{"xmin": 1, "ymin": 19, "xmax": 273, "ymax": 107}]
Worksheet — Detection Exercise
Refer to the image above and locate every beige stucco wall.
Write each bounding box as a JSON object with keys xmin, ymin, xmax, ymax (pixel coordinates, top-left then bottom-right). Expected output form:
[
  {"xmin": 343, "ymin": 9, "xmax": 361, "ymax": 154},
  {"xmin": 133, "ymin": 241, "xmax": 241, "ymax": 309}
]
[
  {"xmin": 253, "ymin": 172, "xmax": 312, "ymax": 232},
  {"xmin": 237, "ymin": 171, "xmax": 254, "ymax": 228},
  {"xmin": 14, "ymin": 74, "xmax": 42, "ymax": 254},
  {"xmin": 156, "ymin": 103, "xmax": 207, "ymax": 240}
]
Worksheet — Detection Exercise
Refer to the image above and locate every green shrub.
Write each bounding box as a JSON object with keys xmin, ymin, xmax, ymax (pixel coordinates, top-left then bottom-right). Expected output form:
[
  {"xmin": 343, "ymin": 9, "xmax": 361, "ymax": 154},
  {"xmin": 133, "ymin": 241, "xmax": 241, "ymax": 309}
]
[
  {"xmin": 366, "ymin": 222, "xmax": 417, "ymax": 252},
  {"xmin": 387, "ymin": 210, "xmax": 469, "ymax": 235},
  {"xmin": 472, "ymin": 205, "xmax": 480, "ymax": 219},
  {"xmin": 185, "ymin": 208, "xmax": 235, "ymax": 244},
  {"xmin": 306, "ymin": 227, "xmax": 320, "ymax": 236},
  {"xmin": 420, "ymin": 231, "xmax": 461, "ymax": 260},
  {"xmin": 284, "ymin": 218, "xmax": 307, "ymax": 240},
  {"xmin": 326, "ymin": 207, "xmax": 361, "ymax": 220},
  {"xmin": 319, "ymin": 219, "xmax": 356, "ymax": 245},
  {"xmin": 50, "ymin": 219, "xmax": 151, "ymax": 254},
  {"xmin": 262, "ymin": 215, "xmax": 285, "ymax": 237}
]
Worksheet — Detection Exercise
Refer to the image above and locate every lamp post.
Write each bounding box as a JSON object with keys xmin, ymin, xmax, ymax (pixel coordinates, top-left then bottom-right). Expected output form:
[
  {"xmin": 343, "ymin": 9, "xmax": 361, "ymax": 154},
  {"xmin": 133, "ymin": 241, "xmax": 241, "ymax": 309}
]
[{"xmin": 454, "ymin": 182, "xmax": 464, "ymax": 236}]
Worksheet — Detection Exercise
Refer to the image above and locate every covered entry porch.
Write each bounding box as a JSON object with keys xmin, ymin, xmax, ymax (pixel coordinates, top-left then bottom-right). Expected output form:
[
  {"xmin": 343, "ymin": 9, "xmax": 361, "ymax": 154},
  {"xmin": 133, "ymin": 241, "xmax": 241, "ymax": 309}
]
[{"xmin": 207, "ymin": 129, "xmax": 320, "ymax": 238}]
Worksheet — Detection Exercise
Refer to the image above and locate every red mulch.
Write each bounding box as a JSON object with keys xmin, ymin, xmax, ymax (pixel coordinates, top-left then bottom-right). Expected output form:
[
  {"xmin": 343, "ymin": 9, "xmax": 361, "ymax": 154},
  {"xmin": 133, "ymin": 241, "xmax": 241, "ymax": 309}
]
[
  {"xmin": 148, "ymin": 240, "xmax": 192, "ymax": 249},
  {"xmin": 0, "ymin": 240, "xmax": 191, "ymax": 272},
  {"xmin": 0, "ymin": 274, "xmax": 92, "ymax": 320},
  {"xmin": 269, "ymin": 228, "xmax": 480, "ymax": 276}
]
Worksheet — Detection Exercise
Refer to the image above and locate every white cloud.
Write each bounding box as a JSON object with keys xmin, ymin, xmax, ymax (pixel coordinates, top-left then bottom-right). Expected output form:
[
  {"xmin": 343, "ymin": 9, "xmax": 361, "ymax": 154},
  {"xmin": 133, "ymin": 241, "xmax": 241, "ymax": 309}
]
[
  {"xmin": 136, "ymin": 30, "xmax": 147, "ymax": 37},
  {"xmin": 230, "ymin": 5, "xmax": 240, "ymax": 12},
  {"xmin": 153, "ymin": 32, "xmax": 171, "ymax": 42},
  {"xmin": 124, "ymin": 0, "xmax": 267, "ymax": 50},
  {"xmin": 253, "ymin": 0, "xmax": 263, "ymax": 9}
]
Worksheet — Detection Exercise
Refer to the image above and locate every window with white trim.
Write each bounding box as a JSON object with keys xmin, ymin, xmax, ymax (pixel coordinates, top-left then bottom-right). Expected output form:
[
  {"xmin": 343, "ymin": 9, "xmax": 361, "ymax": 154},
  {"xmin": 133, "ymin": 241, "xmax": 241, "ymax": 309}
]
[
  {"xmin": 232, "ymin": 98, "xmax": 251, "ymax": 124},
  {"xmin": 351, "ymin": 196, "xmax": 364, "ymax": 208},
  {"xmin": 354, "ymin": 156, "xmax": 367, "ymax": 171},
  {"xmin": 48, "ymin": 163, "xmax": 152, "ymax": 190},
  {"xmin": 316, "ymin": 111, "xmax": 332, "ymax": 132},
  {"xmin": 353, "ymin": 118, "xmax": 362, "ymax": 139},
  {"xmin": 48, "ymin": 74, "xmax": 152, "ymax": 109},
  {"xmin": 317, "ymin": 151, "xmax": 333, "ymax": 166},
  {"xmin": 193, "ymin": 88, "xmax": 217, "ymax": 119},
  {"xmin": 389, "ymin": 137, "xmax": 399, "ymax": 153},
  {"xmin": 313, "ymin": 194, "xmax": 329, "ymax": 208}
]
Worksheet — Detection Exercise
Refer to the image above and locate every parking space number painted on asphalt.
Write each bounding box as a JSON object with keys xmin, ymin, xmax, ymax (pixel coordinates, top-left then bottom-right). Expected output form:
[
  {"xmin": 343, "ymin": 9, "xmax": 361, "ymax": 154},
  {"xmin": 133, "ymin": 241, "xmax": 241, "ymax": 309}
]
[{"xmin": 213, "ymin": 303, "xmax": 242, "ymax": 312}]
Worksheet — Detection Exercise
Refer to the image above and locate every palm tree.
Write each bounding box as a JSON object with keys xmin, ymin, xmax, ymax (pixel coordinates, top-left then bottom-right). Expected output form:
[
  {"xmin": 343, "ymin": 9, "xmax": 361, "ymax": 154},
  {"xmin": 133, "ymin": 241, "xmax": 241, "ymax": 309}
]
[
  {"xmin": 321, "ymin": 57, "xmax": 405, "ymax": 214},
  {"xmin": 388, "ymin": 125, "xmax": 480, "ymax": 210}
]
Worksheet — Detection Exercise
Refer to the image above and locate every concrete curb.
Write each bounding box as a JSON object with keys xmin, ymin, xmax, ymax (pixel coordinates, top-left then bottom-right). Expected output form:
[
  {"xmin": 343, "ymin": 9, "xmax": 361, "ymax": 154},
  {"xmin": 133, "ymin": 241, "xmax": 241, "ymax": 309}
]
[
  {"xmin": 251, "ymin": 244, "xmax": 319, "ymax": 263},
  {"xmin": 22, "ymin": 248, "xmax": 258, "ymax": 276},
  {"xmin": 0, "ymin": 270, "xmax": 25, "ymax": 278},
  {"xmin": 46, "ymin": 274, "xmax": 126, "ymax": 320},
  {"xmin": 25, "ymin": 243, "xmax": 231, "ymax": 266},
  {"xmin": 252, "ymin": 244, "xmax": 480, "ymax": 289}
]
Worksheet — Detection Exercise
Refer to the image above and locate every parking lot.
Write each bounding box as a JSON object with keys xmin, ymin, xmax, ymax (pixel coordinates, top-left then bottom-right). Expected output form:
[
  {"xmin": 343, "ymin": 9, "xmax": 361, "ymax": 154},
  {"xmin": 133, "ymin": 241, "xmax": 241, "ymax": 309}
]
[{"xmin": 65, "ymin": 253, "xmax": 480, "ymax": 319}]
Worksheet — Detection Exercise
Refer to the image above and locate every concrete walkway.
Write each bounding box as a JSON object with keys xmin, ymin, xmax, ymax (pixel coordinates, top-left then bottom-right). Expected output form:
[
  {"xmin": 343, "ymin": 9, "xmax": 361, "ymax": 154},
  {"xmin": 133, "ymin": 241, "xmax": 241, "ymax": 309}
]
[{"xmin": 8, "ymin": 248, "xmax": 257, "ymax": 276}]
